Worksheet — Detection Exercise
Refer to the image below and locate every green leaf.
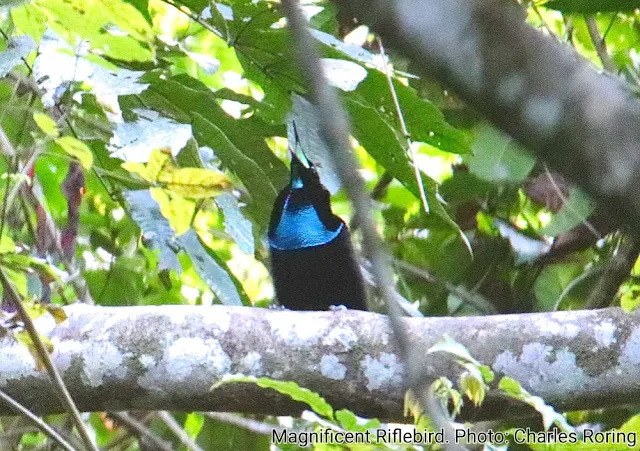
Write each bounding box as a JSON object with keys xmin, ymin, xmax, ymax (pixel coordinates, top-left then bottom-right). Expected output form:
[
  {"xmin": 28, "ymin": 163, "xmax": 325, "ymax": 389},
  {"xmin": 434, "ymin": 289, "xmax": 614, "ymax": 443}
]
[
  {"xmin": 335, "ymin": 409, "xmax": 381, "ymax": 432},
  {"xmin": 122, "ymin": 0, "xmax": 151, "ymax": 23},
  {"xmin": 541, "ymin": 187, "xmax": 594, "ymax": 237},
  {"xmin": 55, "ymin": 136, "xmax": 94, "ymax": 169},
  {"xmin": 534, "ymin": 264, "xmax": 584, "ymax": 311},
  {"xmin": 459, "ymin": 368, "xmax": 486, "ymax": 407},
  {"xmin": 34, "ymin": 0, "xmax": 154, "ymax": 62},
  {"xmin": 183, "ymin": 413, "xmax": 205, "ymax": 440},
  {"xmin": 345, "ymin": 94, "xmax": 458, "ymax": 231},
  {"xmin": 543, "ymin": 0, "xmax": 640, "ymax": 13},
  {"xmin": 499, "ymin": 377, "xmax": 573, "ymax": 432},
  {"xmin": 0, "ymin": 235, "xmax": 16, "ymax": 254},
  {"xmin": 178, "ymin": 229, "xmax": 249, "ymax": 306},
  {"xmin": 33, "ymin": 113, "xmax": 59, "ymax": 138},
  {"xmin": 467, "ymin": 123, "xmax": 535, "ymax": 183},
  {"xmin": 215, "ymin": 375, "xmax": 334, "ymax": 419},
  {"xmin": 192, "ymin": 114, "xmax": 278, "ymax": 233},
  {"xmin": 353, "ymin": 69, "xmax": 470, "ymax": 155}
]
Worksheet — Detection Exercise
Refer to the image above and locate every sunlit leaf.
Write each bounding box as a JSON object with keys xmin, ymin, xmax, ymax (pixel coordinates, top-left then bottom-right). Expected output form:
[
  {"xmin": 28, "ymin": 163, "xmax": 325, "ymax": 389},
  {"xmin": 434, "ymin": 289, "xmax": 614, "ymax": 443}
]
[
  {"xmin": 183, "ymin": 412, "xmax": 204, "ymax": 440},
  {"xmin": 55, "ymin": 136, "xmax": 93, "ymax": 169},
  {"xmin": 108, "ymin": 109, "xmax": 192, "ymax": 163},
  {"xmin": 0, "ymin": 235, "xmax": 16, "ymax": 254},
  {"xmin": 33, "ymin": 28, "xmax": 149, "ymax": 107},
  {"xmin": 33, "ymin": 113, "xmax": 59, "ymax": 138},
  {"xmin": 321, "ymin": 58, "xmax": 367, "ymax": 91},
  {"xmin": 541, "ymin": 187, "xmax": 595, "ymax": 237},
  {"xmin": 543, "ymin": 0, "xmax": 640, "ymax": 12},
  {"xmin": 468, "ymin": 123, "xmax": 535, "ymax": 183},
  {"xmin": 33, "ymin": 0, "xmax": 154, "ymax": 61},
  {"xmin": 123, "ymin": 149, "xmax": 231, "ymax": 199},
  {"xmin": 150, "ymin": 187, "xmax": 194, "ymax": 236},
  {"xmin": 214, "ymin": 375, "xmax": 334, "ymax": 419},
  {"xmin": 159, "ymin": 167, "xmax": 232, "ymax": 199}
]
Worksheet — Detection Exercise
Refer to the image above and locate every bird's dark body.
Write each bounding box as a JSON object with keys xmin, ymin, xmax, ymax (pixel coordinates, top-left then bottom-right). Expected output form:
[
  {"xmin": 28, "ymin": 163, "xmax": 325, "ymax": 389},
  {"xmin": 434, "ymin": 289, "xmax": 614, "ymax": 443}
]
[{"xmin": 268, "ymin": 154, "xmax": 367, "ymax": 311}]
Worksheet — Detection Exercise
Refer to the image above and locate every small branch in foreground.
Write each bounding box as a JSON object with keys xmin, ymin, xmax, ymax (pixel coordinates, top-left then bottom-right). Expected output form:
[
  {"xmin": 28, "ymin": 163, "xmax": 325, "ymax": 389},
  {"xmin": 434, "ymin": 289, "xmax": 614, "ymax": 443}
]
[
  {"xmin": 585, "ymin": 16, "xmax": 617, "ymax": 73},
  {"xmin": 0, "ymin": 388, "xmax": 75, "ymax": 451},
  {"xmin": 157, "ymin": 412, "xmax": 205, "ymax": 451},
  {"xmin": 108, "ymin": 413, "xmax": 172, "ymax": 451},
  {"xmin": 586, "ymin": 236, "xmax": 640, "ymax": 309},
  {"xmin": 0, "ymin": 269, "xmax": 98, "ymax": 451},
  {"xmin": 377, "ymin": 37, "xmax": 430, "ymax": 214}
]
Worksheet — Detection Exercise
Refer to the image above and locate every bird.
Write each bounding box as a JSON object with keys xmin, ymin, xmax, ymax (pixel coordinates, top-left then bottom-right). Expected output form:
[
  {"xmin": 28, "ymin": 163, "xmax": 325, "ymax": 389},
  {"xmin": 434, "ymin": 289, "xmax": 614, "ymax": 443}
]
[{"xmin": 268, "ymin": 146, "xmax": 367, "ymax": 311}]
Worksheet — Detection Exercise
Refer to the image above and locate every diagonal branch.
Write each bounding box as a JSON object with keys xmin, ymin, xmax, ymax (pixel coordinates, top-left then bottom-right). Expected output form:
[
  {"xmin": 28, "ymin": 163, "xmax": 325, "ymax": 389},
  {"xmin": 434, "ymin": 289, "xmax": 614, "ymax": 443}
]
[
  {"xmin": 0, "ymin": 269, "xmax": 98, "ymax": 451},
  {"xmin": 331, "ymin": 0, "xmax": 640, "ymax": 237}
]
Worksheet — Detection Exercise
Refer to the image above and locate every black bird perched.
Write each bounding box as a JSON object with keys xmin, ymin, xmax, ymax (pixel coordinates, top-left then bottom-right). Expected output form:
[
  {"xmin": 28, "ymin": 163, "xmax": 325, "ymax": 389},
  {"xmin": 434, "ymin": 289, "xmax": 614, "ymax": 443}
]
[{"xmin": 268, "ymin": 147, "xmax": 367, "ymax": 311}]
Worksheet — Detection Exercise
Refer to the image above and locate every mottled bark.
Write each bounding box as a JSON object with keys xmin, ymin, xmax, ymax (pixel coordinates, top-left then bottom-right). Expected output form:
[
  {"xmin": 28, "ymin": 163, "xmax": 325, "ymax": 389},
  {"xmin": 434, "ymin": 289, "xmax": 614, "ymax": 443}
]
[
  {"xmin": 333, "ymin": 0, "xmax": 640, "ymax": 234},
  {"xmin": 0, "ymin": 305, "xmax": 639, "ymax": 421}
]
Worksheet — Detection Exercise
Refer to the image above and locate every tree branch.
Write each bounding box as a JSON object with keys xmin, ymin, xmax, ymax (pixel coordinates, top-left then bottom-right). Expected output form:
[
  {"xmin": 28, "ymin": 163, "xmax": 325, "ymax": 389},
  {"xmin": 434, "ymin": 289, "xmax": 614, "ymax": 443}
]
[
  {"xmin": 1, "ymin": 305, "xmax": 639, "ymax": 422},
  {"xmin": 332, "ymin": 0, "xmax": 640, "ymax": 235}
]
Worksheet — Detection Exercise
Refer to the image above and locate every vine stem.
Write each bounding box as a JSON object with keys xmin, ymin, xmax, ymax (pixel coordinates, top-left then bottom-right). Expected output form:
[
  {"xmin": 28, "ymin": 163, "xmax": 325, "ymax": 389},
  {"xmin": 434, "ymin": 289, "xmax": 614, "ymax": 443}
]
[{"xmin": 376, "ymin": 37, "xmax": 429, "ymax": 214}]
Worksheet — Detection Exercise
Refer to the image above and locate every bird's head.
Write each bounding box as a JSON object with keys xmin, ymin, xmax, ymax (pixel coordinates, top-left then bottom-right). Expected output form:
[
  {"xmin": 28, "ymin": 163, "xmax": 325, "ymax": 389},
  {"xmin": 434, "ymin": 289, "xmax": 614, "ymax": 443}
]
[{"xmin": 268, "ymin": 148, "xmax": 343, "ymax": 250}]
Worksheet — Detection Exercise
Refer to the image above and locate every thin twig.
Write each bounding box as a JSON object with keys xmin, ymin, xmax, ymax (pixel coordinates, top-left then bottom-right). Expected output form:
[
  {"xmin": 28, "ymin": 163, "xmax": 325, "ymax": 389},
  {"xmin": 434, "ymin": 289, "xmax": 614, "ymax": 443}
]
[
  {"xmin": 393, "ymin": 259, "xmax": 498, "ymax": 314},
  {"xmin": 370, "ymin": 171, "xmax": 394, "ymax": 201},
  {"xmin": 0, "ymin": 269, "xmax": 98, "ymax": 451},
  {"xmin": 108, "ymin": 413, "xmax": 172, "ymax": 451},
  {"xmin": 100, "ymin": 413, "xmax": 155, "ymax": 451},
  {"xmin": 157, "ymin": 412, "xmax": 205, "ymax": 451},
  {"xmin": 376, "ymin": 37, "xmax": 429, "ymax": 214},
  {"xmin": 586, "ymin": 236, "xmax": 640, "ymax": 309},
  {"xmin": 543, "ymin": 165, "xmax": 601, "ymax": 239},
  {"xmin": 585, "ymin": 16, "xmax": 617, "ymax": 73},
  {"xmin": 0, "ymin": 388, "xmax": 76, "ymax": 451}
]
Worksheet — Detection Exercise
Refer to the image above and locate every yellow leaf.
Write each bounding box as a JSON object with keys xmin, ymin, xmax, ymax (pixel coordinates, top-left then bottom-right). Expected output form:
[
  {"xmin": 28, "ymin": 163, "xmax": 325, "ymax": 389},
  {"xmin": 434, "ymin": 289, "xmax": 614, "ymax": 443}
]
[
  {"xmin": 146, "ymin": 148, "xmax": 174, "ymax": 180},
  {"xmin": 159, "ymin": 167, "xmax": 232, "ymax": 199},
  {"xmin": 56, "ymin": 136, "xmax": 93, "ymax": 169},
  {"xmin": 15, "ymin": 330, "xmax": 53, "ymax": 371},
  {"xmin": 45, "ymin": 304, "xmax": 67, "ymax": 324},
  {"xmin": 122, "ymin": 149, "xmax": 232, "ymax": 199},
  {"xmin": 33, "ymin": 113, "xmax": 59, "ymax": 138},
  {"xmin": 121, "ymin": 161, "xmax": 149, "ymax": 180},
  {"xmin": 150, "ymin": 187, "xmax": 195, "ymax": 235},
  {"xmin": 21, "ymin": 299, "xmax": 48, "ymax": 320},
  {"xmin": 0, "ymin": 235, "xmax": 15, "ymax": 254}
]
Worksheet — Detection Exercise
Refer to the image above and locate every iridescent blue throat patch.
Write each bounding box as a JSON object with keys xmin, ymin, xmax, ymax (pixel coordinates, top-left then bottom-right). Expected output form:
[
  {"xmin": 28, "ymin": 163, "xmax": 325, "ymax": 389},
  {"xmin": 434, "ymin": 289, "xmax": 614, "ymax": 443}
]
[{"xmin": 269, "ymin": 191, "xmax": 343, "ymax": 250}]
